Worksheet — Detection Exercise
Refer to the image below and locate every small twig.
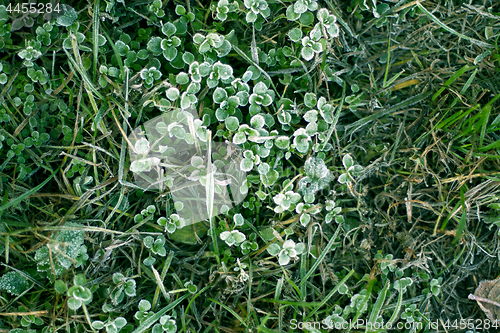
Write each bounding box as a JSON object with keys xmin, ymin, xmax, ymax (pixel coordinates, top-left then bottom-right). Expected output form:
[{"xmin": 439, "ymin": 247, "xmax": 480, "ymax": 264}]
[{"xmin": 468, "ymin": 294, "xmax": 500, "ymax": 308}]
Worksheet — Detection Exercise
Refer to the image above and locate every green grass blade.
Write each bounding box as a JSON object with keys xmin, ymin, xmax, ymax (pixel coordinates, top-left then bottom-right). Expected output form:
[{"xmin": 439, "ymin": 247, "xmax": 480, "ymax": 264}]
[
  {"xmin": 208, "ymin": 298, "xmax": 249, "ymax": 328},
  {"xmin": 0, "ymin": 167, "xmax": 60, "ymax": 212},
  {"xmin": 417, "ymin": 3, "xmax": 493, "ymax": 49},
  {"xmin": 299, "ymin": 224, "xmax": 342, "ymax": 287},
  {"xmin": 432, "ymin": 64, "xmax": 476, "ymax": 101},
  {"xmin": 345, "ymin": 91, "xmax": 432, "ymax": 137},
  {"xmin": 131, "ymin": 294, "xmax": 188, "ymax": 333},
  {"xmin": 366, "ymin": 281, "xmax": 390, "ymax": 333},
  {"xmin": 92, "ymin": 0, "xmax": 100, "ymax": 82},
  {"xmin": 305, "ymin": 269, "xmax": 355, "ymax": 321}
]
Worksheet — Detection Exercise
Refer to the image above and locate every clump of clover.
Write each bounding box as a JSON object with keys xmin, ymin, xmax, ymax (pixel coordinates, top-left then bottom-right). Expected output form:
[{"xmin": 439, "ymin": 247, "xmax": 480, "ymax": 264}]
[
  {"xmin": 129, "ymin": 138, "xmax": 161, "ymax": 174},
  {"xmin": 298, "ymin": 156, "xmax": 333, "ymax": 196},
  {"xmin": 422, "ymin": 277, "xmax": 442, "ymax": 297},
  {"xmin": 214, "ymin": 0, "xmax": 239, "ymax": 21},
  {"xmin": 286, "ymin": 0, "xmax": 318, "ymax": 21},
  {"xmin": 172, "ymin": 5, "xmax": 196, "ymax": 35},
  {"xmin": 66, "ymin": 274, "xmax": 93, "ymax": 311},
  {"xmin": 92, "ymin": 317, "xmax": 130, "ymax": 333},
  {"xmin": 267, "ymin": 239, "xmax": 305, "ymax": 266},
  {"xmin": 158, "ymin": 213, "xmax": 186, "ymax": 234},
  {"xmin": 220, "ymin": 230, "xmax": 246, "ymax": 247},
  {"xmin": 148, "ymin": 0, "xmax": 165, "ymax": 18},
  {"xmin": 248, "ymin": 81, "xmax": 275, "ymax": 115},
  {"xmin": 213, "ymin": 79, "xmax": 250, "ymax": 133},
  {"xmin": 300, "ymin": 94, "xmax": 337, "ymax": 148},
  {"xmin": 103, "ymin": 273, "xmax": 137, "ymax": 311},
  {"xmin": 143, "ymin": 234, "xmax": 167, "ymax": 266},
  {"xmin": 34, "ymin": 223, "xmax": 89, "ymax": 282},
  {"xmin": 337, "ymin": 154, "xmax": 364, "ymax": 185},
  {"xmin": 375, "ymin": 252, "xmax": 397, "ymax": 276},
  {"xmin": 15, "ymin": 305, "xmax": 44, "ymax": 329},
  {"xmin": 400, "ymin": 304, "xmax": 424, "ymax": 325},
  {"xmin": 323, "ymin": 305, "xmax": 348, "ymax": 329},
  {"xmin": 140, "ymin": 67, "xmax": 162, "ymax": 89},
  {"xmin": 240, "ymin": 233, "xmax": 259, "ymax": 255},
  {"xmin": 135, "ymin": 299, "xmax": 178, "ymax": 333},
  {"xmin": 147, "ymin": 22, "xmax": 182, "ymax": 62},
  {"xmin": 316, "ymin": 8, "xmax": 340, "ymax": 39},
  {"xmin": 208, "ymin": 61, "xmax": 234, "ymax": 88},
  {"xmin": 18, "ymin": 40, "xmax": 42, "ymax": 66},
  {"xmin": 243, "ymin": 0, "xmax": 270, "ymax": 24},
  {"xmin": 193, "ymin": 32, "xmax": 232, "ymax": 58},
  {"xmin": 232, "ymin": 114, "xmax": 266, "ymax": 145},
  {"xmin": 273, "ymin": 189, "xmax": 301, "ymax": 214},
  {"xmin": 27, "ymin": 66, "xmax": 49, "ymax": 85},
  {"xmin": 294, "ymin": 192, "xmax": 322, "ymax": 227},
  {"xmin": 324, "ymin": 199, "xmax": 343, "ymax": 224}
]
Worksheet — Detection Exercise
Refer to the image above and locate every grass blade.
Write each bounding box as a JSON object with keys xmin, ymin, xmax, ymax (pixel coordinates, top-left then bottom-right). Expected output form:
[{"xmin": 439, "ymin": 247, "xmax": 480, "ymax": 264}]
[
  {"xmin": 0, "ymin": 167, "xmax": 60, "ymax": 212},
  {"xmin": 208, "ymin": 298, "xmax": 249, "ymax": 328},
  {"xmin": 304, "ymin": 269, "xmax": 355, "ymax": 321},
  {"xmin": 417, "ymin": 2, "xmax": 493, "ymax": 49},
  {"xmin": 131, "ymin": 294, "xmax": 188, "ymax": 333},
  {"xmin": 92, "ymin": 0, "xmax": 100, "ymax": 82},
  {"xmin": 366, "ymin": 281, "xmax": 390, "ymax": 333},
  {"xmin": 299, "ymin": 224, "xmax": 342, "ymax": 287},
  {"xmin": 345, "ymin": 91, "xmax": 432, "ymax": 137},
  {"xmin": 432, "ymin": 64, "xmax": 476, "ymax": 102}
]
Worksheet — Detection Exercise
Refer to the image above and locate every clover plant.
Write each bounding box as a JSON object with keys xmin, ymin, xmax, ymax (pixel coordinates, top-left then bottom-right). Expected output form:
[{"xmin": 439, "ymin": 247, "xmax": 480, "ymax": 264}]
[
  {"xmin": 220, "ymin": 230, "xmax": 246, "ymax": 246},
  {"xmin": 267, "ymin": 239, "xmax": 305, "ymax": 265},
  {"xmin": 214, "ymin": 0, "xmax": 239, "ymax": 21},
  {"xmin": 34, "ymin": 224, "xmax": 89, "ymax": 282},
  {"xmin": 67, "ymin": 274, "xmax": 93, "ymax": 311}
]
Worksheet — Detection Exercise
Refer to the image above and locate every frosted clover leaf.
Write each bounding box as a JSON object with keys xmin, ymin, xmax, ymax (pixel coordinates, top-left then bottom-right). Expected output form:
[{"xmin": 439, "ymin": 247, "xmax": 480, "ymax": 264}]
[
  {"xmin": 0, "ymin": 271, "xmax": 30, "ymax": 295},
  {"xmin": 193, "ymin": 32, "xmax": 232, "ymax": 57},
  {"xmin": 207, "ymin": 61, "xmax": 233, "ymax": 88},
  {"xmin": 325, "ymin": 199, "xmax": 343, "ymax": 224},
  {"xmin": 267, "ymin": 240, "xmax": 305, "ymax": 266},
  {"xmin": 148, "ymin": 0, "xmax": 165, "ymax": 18},
  {"xmin": 92, "ymin": 317, "xmax": 128, "ymax": 333},
  {"xmin": 67, "ymin": 274, "xmax": 93, "ymax": 311},
  {"xmin": 158, "ymin": 214, "xmax": 186, "ymax": 234},
  {"xmin": 152, "ymin": 315, "xmax": 177, "ymax": 333},
  {"xmin": 140, "ymin": 67, "xmax": 162, "ymax": 89},
  {"xmin": 317, "ymin": 8, "xmax": 339, "ymax": 38},
  {"xmin": 298, "ymin": 156, "xmax": 332, "ymax": 195},
  {"xmin": 273, "ymin": 191, "xmax": 301, "ymax": 213},
  {"xmin": 293, "ymin": 128, "xmax": 311, "ymax": 154},
  {"xmin": 189, "ymin": 61, "xmax": 211, "ymax": 83},
  {"xmin": 249, "ymin": 82, "xmax": 275, "ymax": 115},
  {"xmin": 0, "ymin": 63, "xmax": 7, "ymax": 85},
  {"xmin": 215, "ymin": 0, "xmax": 238, "ymax": 21},
  {"xmin": 243, "ymin": 0, "xmax": 270, "ymax": 23},
  {"xmin": 146, "ymin": 22, "xmax": 182, "ymax": 62},
  {"xmin": 34, "ymin": 223, "xmax": 88, "ymax": 282},
  {"xmin": 338, "ymin": 154, "xmax": 363, "ymax": 184},
  {"xmin": 301, "ymin": 35, "xmax": 323, "ymax": 61},
  {"xmin": 293, "ymin": 0, "xmax": 318, "ymax": 15},
  {"xmin": 107, "ymin": 273, "xmax": 137, "ymax": 306},
  {"xmin": 18, "ymin": 40, "xmax": 42, "ymax": 66},
  {"xmin": 220, "ymin": 230, "xmax": 246, "ymax": 246}
]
